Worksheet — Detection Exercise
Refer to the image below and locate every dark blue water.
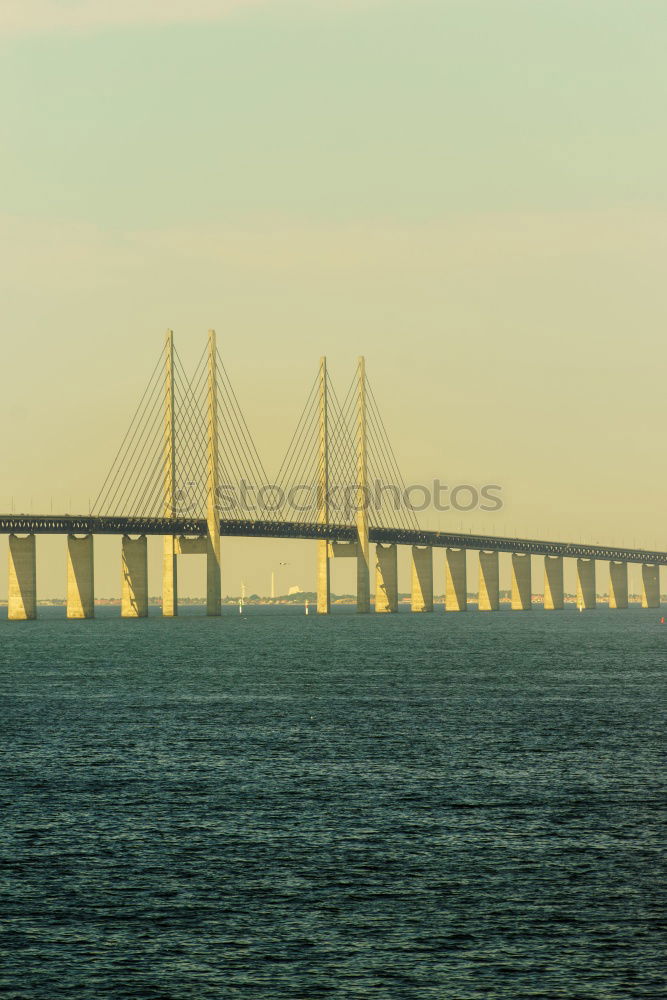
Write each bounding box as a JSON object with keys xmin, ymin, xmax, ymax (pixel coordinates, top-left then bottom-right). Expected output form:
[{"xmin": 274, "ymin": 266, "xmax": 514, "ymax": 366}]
[{"xmin": 1, "ymin": 606, "xmax": 665, "ymax": 999}]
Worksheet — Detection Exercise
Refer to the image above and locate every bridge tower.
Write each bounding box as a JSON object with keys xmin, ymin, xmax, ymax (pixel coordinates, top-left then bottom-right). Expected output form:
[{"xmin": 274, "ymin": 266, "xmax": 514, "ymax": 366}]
[
  {"xmin": 162, "ymin": 329, "xmax": 178, "ymax": 616},
  {"xmin": 316, "ymin": 357, "xmax": 331, "ymax": 614},
  {"xmin": 206, "ymin": 330, "xmax": 222, "ymax": 615},
  {"xmin": 356, "ymin": 357, "xmax": 371, "ymax": 613}
]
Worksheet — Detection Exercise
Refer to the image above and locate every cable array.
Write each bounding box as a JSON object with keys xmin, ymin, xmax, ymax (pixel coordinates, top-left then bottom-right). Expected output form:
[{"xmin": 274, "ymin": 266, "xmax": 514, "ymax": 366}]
[
  {"xmin": 364, "ymin": 374, "xmax": 420, "ymax": 532},
  {"xmin": 93, "ymin": 346, "xmax": 418, "ymax": 532},
  {"xmin": 271, "ymin": 361, "xmax": 419, "ymax": 531},
  {"xmin": 216, "ymin": 349, "xmax": 274, "ymax": 522},
  {"xmin": 92, "ymin": 344, "xmax": 170, "ymax": 518},
  {"xmin": 94, "ymin": 344, "xmax": 274, "ymax": 521},
  {"xmin": 326, "ymin": 372, "xmax": 359, "ymax": 526},
  {"xmin": 271, "ymin": 372, "xmax": 322, "ymax": 525}
]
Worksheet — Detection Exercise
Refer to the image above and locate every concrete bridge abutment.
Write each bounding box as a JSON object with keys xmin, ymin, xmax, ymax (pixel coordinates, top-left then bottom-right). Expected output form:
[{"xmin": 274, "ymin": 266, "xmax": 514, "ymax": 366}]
[
  {"xmin": 511, "ymin": 553, "xmax": 532, "ymax": 610},
  {"xmin": 411, "ymin": 546, "xmax": 433, "ymax": 612},
  {"xmin": 478, "ymin": 551, "xmax": 499, "ymax": 611},
  {"xmin": 445, "ymin": 548, "xmax": 467, "ymax": 611},
  {"xmin": 121, "ymin": 535, "xmax": 148, "ymax": 618},
  {"xmin": 375, "ymin": 543, "xmax": 398, "ymax": 613},
  {"xmin": 67, "ymin": 534, "xmax": 94, "ymax": 619},
  {"xmin": 8, "ymin": 534, "xmax": 37, "ymax": 621}
]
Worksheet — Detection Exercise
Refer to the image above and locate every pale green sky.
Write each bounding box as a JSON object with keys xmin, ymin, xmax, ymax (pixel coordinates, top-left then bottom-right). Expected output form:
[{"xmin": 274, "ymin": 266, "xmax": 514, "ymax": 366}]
[{"xmin": 1, "ymin": 0, "xmax": 666, "ymax": 598}]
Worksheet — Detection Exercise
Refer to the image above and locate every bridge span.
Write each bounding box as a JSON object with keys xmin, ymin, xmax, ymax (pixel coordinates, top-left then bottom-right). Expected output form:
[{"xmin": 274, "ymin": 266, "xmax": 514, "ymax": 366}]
[
  {"xmin": 1, "ymin": 514, "xmax": 664, "ymax": 620},
  {"xmin": 1, "ymin": 514, "xmax": 666, "ymax": 568},
  {"xmin": 2, "ymin": 331, "xmax": 663, "ymax": 619}
]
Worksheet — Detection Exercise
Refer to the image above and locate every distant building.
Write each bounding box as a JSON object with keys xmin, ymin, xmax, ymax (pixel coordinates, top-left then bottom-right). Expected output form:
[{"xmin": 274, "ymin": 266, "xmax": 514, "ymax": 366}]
[{"xmin": 288, "ymin": 585, "xmax": 303, "ymax": 595}]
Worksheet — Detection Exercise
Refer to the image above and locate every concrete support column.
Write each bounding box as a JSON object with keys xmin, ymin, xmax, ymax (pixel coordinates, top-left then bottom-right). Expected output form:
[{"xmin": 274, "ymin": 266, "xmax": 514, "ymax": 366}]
[
  {"xmin": 8, "ymin": 534, "xmax": 36, "ymax": 621},
  {"xmin": 205, "ymin": 532, "xmax": 221, "ymax": 617},
  {"xmin": 445, "ymin": 548, "xmax": 467, "ymax": 611},
  {"xmin": 544, "ymin": 555, "xmax": 564, "ymax": 609},
  {"xmin": 356, "ymin": 357, "xmax": 370, "ymax": 613},
  {"xmin": 317, "ymin": 540, "xmax": 331, "ymax": 615},
  {"xmin": 609, "ymin": 560, "xmax": 628, "ymax": 609},
  {"xmin": 67, "ymin": 535, "xmax": 94, "ymax": 619},
  {"xmin": 121, "ymin": 535, "xmax": 148, "ymax": 618},
  {"xmin": 206, "ymin": 329, "xmax": 221, "ymax": 616},
  {"xmin": 511, "ymin": 553, "xmax": 532, "ymax": 610},
  {"xmin": 478, "ymin": 550, "xmax": 499, "ymax": 611},
  {"xmin": 163, "ymin": 537, "xmax": 177, "ymax": 616},
  {"xmin": 411, "ymin": 546, "xmax": 433, "ymax": 612},
  {"xmin": 375, "ymin": 543, "xmax": 398, "ymax": 613},
  {"xmin": 576, "ymin": 558, "xmax": 596, "ymax": 610},
  {"xmin": 641, "ymin": 564, "xmax": 660, "ymax": 609}
]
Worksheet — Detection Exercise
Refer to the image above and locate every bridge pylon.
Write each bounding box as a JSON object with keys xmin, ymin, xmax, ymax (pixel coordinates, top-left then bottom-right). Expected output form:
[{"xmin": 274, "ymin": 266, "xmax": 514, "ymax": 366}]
[
  {"xmin": 356, "ymin": 356, "xmax": 370, "ymax": 613},
  {"xmin": 206, "ymin": 330, "xmax": 222, "ymax": 616},
  {"xmin": 316, "ymin": 357, "xmax": 331, "ymax": 614},
  {"xmin": 163, "ymin": 329, "xmax": 178, "ymax": 616}
]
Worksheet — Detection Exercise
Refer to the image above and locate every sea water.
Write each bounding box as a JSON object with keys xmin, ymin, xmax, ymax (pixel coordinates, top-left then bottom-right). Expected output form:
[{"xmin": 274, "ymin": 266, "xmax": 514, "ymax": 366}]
[{"xmin": 1, "ymin": 606, "xmax": 665, "ymax": 998}]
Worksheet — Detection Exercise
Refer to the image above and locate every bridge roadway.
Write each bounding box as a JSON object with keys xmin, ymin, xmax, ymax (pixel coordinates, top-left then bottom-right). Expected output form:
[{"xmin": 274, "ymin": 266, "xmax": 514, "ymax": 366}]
[{"xmin": 0, "ymin": 514, "xmax": 665, "ymax": 566}]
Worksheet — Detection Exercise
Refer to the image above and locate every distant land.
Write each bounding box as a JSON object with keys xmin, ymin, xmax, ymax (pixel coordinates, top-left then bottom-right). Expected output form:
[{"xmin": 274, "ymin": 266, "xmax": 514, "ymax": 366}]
[{"xmin": 4, "ymin": 592, "xmax": 664, "ymax": 608}]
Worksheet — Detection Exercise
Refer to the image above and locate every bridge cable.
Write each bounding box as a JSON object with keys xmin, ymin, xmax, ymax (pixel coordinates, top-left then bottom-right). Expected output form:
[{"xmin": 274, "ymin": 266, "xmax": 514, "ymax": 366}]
[
  {"xmin": 96, "ymin": 351, "xmax": 168, "ymax": 516},
  {"xmin": 92, "ymin": 345, "xmax": 167, "ymax": 515}
]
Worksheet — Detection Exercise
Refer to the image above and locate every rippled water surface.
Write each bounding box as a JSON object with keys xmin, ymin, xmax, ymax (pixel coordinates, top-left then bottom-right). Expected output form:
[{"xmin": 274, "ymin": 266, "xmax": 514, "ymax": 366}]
[{"xmin": 1, "ymin": 605, "xmax": 665, "ymax": 999}]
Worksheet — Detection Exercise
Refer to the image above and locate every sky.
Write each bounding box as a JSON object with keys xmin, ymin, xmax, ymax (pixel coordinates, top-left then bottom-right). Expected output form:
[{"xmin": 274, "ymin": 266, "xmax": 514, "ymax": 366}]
[{"xmin": 1, "ymin": 0, "xmax": 666, "ymax": 599}]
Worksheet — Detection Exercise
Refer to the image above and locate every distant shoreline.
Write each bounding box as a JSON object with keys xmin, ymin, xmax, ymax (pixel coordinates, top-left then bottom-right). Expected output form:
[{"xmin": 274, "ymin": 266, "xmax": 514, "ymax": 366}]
[{"xmin": 2, "ymin": 595, "xmax": 663, "ymax": 608}]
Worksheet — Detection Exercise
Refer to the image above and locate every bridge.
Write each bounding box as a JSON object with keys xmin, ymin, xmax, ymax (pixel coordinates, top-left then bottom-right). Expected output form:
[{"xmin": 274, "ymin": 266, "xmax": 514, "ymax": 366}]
[{"xmin": 2, "ymin": 331, "xmax": 663, "ymax": 618}]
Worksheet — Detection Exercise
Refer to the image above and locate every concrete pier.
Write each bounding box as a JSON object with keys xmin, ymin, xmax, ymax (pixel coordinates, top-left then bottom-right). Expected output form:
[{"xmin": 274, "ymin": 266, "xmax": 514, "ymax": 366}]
[
  {"xmin": 356, "ymin": 538, "xmax": 371, "ymax": 614},
  {"xmin": 411, "ymin": 546, "xmax": 433, "ymax": 612},
  {"xmin": 445, "ymin": 547, "xmax": 467, "ymax": 611},
  {"xmin": 478, "ymin": 550, "xmax": 499, "ymax": 611},
  {"xmin": 576, "ymin": 558, "xmax": 596, "ymax": 610},
  {"xmin": 206, "ymin": 534, "xmax": 221, "ymax": 615},
  {"xmin": 67, "ymin": 534, "xmax": 94, "ymax": 619},
  {"xmin": 121, "ymin": 535, "xmax": 148, "ymax": 618},
  {"xmin": 544, "ymin": 555, "xmax": 564, "ymax": 610},
  {"xmin": 511, "ymin": 553, "xmax": 532, "ymax": 610},
  {"xmin": 641, "ymin": 563, "xmax": 660, "ymax": 608},
  {"xmin": 375, "ymin": 543, "xmax": 398, "ymax": 613},
  {"xmin": 8, "ymin": 534, "xmax": 36, "ymax": 621},
  {"xmin": 317, "ymin": 541, "xmax": 330, "ymax": 614},
  {"xmin": 608, "ymin": 560, "xmax": 628, "ymax": 609},
  {"xmin": 163, "ymin": 537, "xmax": 177, "ymax": 616}
]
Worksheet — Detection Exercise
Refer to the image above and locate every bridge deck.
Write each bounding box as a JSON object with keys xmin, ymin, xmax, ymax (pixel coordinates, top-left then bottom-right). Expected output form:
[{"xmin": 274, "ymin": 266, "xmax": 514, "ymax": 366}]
[{"xmin": 0, "ymin": 515, "xmax": 665, "ymax": 566}]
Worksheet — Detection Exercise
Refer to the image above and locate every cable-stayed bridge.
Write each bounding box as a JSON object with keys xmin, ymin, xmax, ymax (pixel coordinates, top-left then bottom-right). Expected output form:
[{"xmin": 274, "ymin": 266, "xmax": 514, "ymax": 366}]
[{"xmin": 2, "ymin": 331, "xmax": 664, "ymax": 619}]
